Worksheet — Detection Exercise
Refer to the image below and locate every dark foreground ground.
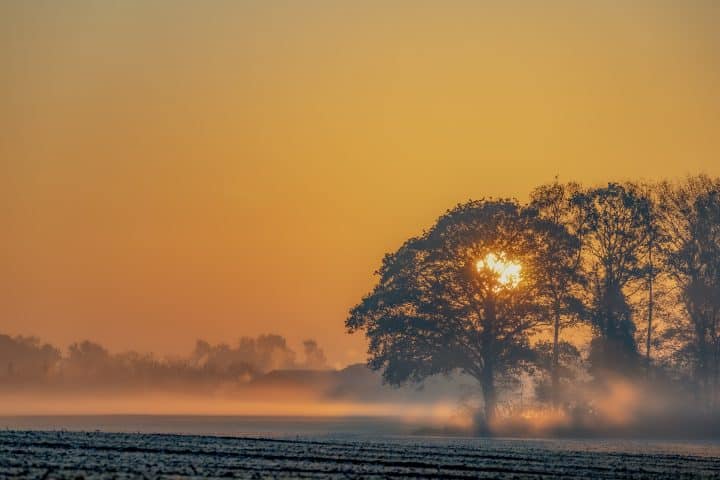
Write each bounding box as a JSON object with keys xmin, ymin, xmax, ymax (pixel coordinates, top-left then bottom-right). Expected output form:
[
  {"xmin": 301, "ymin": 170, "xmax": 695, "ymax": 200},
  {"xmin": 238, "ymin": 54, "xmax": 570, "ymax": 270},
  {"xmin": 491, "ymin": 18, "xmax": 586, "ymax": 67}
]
[{"xmin": 1, "ymin": 430, "xmax": 720, "ymax": 479}]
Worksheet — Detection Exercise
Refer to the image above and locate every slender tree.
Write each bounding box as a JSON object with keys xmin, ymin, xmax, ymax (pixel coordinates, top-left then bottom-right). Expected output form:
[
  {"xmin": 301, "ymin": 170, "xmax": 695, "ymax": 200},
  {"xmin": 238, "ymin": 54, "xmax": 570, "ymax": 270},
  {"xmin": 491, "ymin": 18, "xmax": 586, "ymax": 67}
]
[
  {"xmin": 529, "ymin": 180, "xmax": 585, "ymax": 407},
  {"xmin": 636, "ymin": 182, "xmax": 666, "ymax": 376}
]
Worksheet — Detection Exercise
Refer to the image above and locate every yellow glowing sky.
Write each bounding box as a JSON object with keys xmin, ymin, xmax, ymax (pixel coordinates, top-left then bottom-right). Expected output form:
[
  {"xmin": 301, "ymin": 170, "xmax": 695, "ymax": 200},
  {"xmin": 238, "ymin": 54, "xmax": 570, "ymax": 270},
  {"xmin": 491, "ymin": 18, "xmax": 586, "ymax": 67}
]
[{"xmin": 2, "ymin": 1, "xmax": 719, "ymax": 366}]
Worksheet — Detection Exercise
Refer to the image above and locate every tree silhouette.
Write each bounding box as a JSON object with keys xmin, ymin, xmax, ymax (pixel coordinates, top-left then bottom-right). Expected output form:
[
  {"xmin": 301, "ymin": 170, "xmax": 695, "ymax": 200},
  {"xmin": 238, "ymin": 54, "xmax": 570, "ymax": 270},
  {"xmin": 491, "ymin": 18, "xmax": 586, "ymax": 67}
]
[
  {"xmin": 529, "ymin": 180, "xmax": 586, "ymax": 407},
  {"xmin": 658, "ymin": 176, "xmax": 720, "ymax": 408},
  {"xmin": 346, "ymin": 200, "xmax": 544, "ymax": 425},
  {"xmin": 571, "ymin": 183, "xmax": 651, "ymax": 376},
  {"xmin": 635, "ymin": 182, "xmax": 664, "ymax": 376}
]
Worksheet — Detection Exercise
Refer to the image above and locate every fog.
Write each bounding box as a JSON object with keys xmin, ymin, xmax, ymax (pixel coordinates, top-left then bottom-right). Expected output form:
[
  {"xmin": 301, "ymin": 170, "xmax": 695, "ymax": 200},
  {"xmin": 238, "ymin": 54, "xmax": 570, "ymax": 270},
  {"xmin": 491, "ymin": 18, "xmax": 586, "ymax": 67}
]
[
  {"xmin": 2, "ymin": 332, "xmax": 719, "ymax": 438},
  {"xmin": 0, "ymin": 332, "xmax": 473, "ymax": 428},
  {"xmin": 486, "ymin": 377, "xmax": 720, "ymax": 438}
]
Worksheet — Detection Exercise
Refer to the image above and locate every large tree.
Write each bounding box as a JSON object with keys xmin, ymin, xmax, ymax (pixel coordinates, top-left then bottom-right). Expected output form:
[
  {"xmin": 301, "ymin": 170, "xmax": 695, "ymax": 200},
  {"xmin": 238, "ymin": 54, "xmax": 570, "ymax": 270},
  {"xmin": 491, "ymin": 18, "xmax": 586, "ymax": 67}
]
[{"xmin": 346, "ymin": 200, "xmax": 544, "ymax": 425}]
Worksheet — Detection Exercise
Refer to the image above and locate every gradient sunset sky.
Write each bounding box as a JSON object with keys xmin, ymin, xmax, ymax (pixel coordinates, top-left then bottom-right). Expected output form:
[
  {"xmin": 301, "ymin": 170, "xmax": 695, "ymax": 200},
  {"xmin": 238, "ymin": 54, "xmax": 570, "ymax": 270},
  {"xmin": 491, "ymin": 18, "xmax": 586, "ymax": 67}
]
[{"xmin": 2, "ymin": 1, "xmax": 720, "ymax": 367}]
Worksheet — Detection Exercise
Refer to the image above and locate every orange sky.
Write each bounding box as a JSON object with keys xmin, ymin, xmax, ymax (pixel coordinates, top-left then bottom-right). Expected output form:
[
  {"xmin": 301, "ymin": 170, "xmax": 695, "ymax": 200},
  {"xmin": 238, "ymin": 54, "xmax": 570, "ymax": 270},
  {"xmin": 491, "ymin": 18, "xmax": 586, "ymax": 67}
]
[{"xmin": 2, "ymin": 1, "xmax": 719, "ymax": 367}]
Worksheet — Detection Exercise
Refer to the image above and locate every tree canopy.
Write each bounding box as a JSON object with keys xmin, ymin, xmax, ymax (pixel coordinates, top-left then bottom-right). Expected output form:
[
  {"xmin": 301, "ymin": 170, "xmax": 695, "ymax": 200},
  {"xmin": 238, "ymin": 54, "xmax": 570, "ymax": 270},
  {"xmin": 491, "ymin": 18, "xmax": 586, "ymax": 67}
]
[{"xmin": 348, "ymin": 199, "xmax": 555, "ymax": 421}]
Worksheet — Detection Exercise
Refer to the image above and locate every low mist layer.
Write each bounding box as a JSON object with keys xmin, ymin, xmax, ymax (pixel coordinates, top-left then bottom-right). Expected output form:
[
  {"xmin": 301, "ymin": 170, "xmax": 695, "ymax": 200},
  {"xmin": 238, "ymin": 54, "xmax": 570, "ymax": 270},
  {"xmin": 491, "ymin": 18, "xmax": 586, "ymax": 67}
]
[
  {"xmin": 0, "ymin": 332, "xmax": 473, "ymax": 427},
  {"xmin": 3, "ymin": 332, "xmax": 720, "ymax": 438}
]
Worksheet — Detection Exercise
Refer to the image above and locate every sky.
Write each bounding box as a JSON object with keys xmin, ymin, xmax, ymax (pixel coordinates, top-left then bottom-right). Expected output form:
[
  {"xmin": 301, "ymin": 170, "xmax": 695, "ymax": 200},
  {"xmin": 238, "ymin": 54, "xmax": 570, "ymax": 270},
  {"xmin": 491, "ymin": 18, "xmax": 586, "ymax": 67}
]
[{"xmin": 2, "ymin": 1, "xmax": 720, "ymax": 367}]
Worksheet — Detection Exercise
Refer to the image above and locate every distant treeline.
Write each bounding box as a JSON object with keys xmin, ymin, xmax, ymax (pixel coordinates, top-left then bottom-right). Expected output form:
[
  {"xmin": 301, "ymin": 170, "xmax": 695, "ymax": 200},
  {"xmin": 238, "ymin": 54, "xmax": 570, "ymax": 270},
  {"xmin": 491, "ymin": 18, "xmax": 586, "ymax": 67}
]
[
  {"xmin": 0, "ymin": 333, "xmax": 327, "ymax": 391},
  {"xmin": 348, "ymin": 175, "xmax": 720, "ymax": 427}
]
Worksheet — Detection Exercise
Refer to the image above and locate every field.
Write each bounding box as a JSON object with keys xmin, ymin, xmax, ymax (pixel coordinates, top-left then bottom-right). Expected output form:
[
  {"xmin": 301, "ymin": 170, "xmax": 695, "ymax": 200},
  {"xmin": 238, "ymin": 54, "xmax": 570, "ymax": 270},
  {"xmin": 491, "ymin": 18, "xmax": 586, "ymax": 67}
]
[{"xmin": 1, "ymin": 429, "xmax": 719, "ymax": 479}]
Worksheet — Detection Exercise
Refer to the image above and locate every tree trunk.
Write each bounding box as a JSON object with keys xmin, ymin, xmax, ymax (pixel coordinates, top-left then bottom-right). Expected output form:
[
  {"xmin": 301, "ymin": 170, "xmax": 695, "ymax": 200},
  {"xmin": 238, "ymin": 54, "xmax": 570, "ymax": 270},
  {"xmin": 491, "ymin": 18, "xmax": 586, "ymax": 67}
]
[
  {"xmin": 696, "ymin": 314, "xmax": 709, "ymax": 410},
  {"xmin": 712, "ymin": 307, "xmax": 719, "ymax": 410},
  {"xmin": 645, "ymin": 246, "xmax": 654, "ymax": 377},
  {"xmin": 551, "ymin": 306, "xmax": 560, "ymax": 409},
  {"xmin": 480, "ymin": 363, "xmax": 496, "ymax": 427},
  {"xmin": 478, "ymin": 296, "xmax": 497, "ymax": 430}
]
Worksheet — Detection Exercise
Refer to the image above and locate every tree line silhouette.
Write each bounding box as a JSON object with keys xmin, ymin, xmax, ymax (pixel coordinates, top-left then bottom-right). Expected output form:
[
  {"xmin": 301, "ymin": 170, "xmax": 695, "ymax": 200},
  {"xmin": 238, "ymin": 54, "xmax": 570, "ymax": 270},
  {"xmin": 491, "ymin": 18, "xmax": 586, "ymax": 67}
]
[
  {"xmin": 347, "ymin": 175, "xmax": 720, "ymax": 429},
  {"xmin": 0, "ymin": 333, "xmax": 327, "ymax": 391}
]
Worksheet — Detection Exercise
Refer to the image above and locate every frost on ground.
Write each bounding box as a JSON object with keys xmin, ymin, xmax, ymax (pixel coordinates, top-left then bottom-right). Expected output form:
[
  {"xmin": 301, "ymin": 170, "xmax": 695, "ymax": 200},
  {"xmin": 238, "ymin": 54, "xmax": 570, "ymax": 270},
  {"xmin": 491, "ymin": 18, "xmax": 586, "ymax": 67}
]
[{"xmin": 1, "ymin": 430, "xmax": 719, "ymax": 479}]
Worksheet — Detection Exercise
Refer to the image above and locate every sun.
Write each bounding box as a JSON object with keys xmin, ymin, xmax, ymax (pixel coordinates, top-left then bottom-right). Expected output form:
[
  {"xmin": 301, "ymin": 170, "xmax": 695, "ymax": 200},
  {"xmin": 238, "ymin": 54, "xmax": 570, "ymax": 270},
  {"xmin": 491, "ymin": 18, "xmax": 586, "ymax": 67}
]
[{"xmin": 476, "ymin": 252, "xmax": 522, "ymax": 289}]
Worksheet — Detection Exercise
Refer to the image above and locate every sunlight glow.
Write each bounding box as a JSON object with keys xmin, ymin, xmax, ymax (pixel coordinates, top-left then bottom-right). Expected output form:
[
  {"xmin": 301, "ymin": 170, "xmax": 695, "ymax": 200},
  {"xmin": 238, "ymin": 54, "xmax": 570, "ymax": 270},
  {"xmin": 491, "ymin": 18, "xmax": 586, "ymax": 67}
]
[{"xmin": 476, "ymin": 252, "xmax": 522, "ymax": 289}]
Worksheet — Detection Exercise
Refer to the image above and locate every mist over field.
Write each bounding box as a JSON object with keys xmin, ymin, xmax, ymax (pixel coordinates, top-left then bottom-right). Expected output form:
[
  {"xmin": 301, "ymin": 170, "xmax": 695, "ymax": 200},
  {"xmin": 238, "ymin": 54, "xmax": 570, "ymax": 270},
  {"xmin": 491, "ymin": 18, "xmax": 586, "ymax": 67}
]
[
  {"xmin": 2, "ymin": 330, "xmax": 719, "ymax": 439},
  {"xmin": 0, "ymin": 332, "xmax": 473, "ymax": 424}
]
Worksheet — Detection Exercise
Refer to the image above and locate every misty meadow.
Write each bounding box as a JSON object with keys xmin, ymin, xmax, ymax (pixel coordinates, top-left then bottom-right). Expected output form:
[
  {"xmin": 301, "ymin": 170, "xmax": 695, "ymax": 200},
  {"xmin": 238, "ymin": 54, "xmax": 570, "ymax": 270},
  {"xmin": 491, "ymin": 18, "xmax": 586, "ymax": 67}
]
[{"xmin": 4, "ymin": 177, "xmax": 720, "ymax": 439}]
